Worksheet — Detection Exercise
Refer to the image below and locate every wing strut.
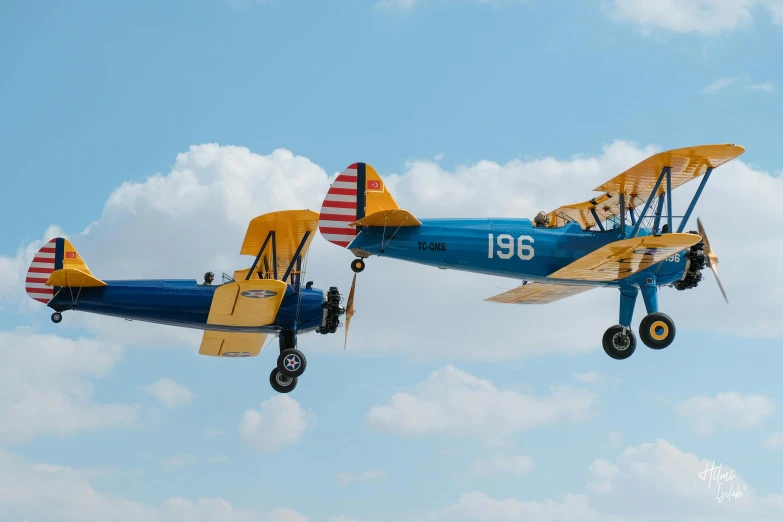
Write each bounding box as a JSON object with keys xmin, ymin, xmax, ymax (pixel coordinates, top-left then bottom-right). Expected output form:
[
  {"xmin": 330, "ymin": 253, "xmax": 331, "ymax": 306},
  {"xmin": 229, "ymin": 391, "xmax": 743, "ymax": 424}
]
[
  {"xmin": 677, "ymin": 167, "xmax": 713, "ymax": 233},
  {"xmin": 246, "ymin": 231, "xmax": 274, "ymax": 280},
  {"xmin": 629, "ymin": 166, "xmax": 669, "ymax": 238},
  {"xmin": 283, "ymin": 231, "xmax": 311, "ymax": 282}
]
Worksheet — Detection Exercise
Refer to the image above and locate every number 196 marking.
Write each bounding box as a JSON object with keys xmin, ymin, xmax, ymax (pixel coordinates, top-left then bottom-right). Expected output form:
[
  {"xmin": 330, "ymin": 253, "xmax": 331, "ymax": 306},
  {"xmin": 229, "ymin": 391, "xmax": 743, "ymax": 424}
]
[{"xmin": 488, "ymin": 233, "xmax": 535, "ymax": 260}]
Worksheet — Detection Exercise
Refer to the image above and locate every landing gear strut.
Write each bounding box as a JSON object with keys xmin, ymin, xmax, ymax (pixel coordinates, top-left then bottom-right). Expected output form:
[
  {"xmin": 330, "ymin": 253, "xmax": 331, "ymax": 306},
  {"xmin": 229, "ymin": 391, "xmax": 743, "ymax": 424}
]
[{"xmin": 603, "ymin": 283, "xmax": 677, "ymax": 360}]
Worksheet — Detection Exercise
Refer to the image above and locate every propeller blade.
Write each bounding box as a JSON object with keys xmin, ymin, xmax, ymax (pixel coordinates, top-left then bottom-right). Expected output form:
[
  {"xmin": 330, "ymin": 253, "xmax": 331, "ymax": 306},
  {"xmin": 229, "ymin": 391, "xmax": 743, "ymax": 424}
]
[
  {"xmin": 344, "ymin": 274, "xmax": 356, "ymax": 350},
  {"xmin": 696, "ymin": 218, "xmax": 728, "ymax": 303}
]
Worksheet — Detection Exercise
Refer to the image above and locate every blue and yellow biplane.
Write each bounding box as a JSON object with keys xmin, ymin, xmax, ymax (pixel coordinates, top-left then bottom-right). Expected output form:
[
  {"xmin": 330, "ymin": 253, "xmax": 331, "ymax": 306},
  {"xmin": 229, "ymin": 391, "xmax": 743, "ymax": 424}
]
[
  {"xmin": 319, "ymin": 144, "xmax": 742, "ymax": 359},
  {"xmin": 25, "ymin": 210, "xmax": 355, "ymax": 393}
]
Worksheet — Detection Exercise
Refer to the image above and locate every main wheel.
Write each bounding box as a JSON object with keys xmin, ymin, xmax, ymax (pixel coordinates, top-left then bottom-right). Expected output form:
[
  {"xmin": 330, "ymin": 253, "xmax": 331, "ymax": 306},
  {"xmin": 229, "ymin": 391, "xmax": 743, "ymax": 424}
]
[
  {"xmin": 270, "ymin": 368, "xmax": 298, "ymax": 393},
  {"xmin": 639, "ymin": 312, "xmax": 676, "ymax": 349},
  {"xmin": 602, "ymin": 325, "xmax": 636, "ymax": 360},
  {"xmin": 277, "ymin": 348, "xmax": 307, "ymax": 378},
  {"xmin": 51, "ymin": 312, "xmax": 62, "ymax": 324},
  {"xmin": 351, "ymin": 258, "xmax": 365, "ymax": 273}
]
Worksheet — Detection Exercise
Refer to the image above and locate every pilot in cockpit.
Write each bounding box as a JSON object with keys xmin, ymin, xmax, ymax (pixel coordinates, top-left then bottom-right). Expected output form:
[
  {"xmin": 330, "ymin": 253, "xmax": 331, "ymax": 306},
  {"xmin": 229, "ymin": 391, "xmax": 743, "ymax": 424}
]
[
  {"xmin": 534, "ymin": 211, "xmax": 549, "ymax": 227},
  {"xmin": 202, "ymin": 272, "xmax": 214, "ymax": 286}
]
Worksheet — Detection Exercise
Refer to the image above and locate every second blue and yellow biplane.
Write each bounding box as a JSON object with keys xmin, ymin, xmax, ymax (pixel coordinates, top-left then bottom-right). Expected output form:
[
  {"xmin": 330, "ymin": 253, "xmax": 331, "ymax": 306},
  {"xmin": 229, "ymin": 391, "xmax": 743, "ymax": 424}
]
[
  {"xmin": 25, "ymin": 210, "xmax": 355, "ymax": 393},
  {"xmin": 318, "ymin": 144, "xmax": 742, "ymax": 359}
]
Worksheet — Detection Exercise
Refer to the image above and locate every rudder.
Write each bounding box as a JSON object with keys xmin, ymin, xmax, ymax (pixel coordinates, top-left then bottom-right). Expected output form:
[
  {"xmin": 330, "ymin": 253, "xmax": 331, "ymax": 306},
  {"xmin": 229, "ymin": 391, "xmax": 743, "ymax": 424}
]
[
  {"xmin": 25, "ymin": 238, "xmax": 96, "ymax": 304},
  {"xmin": 318, "ymin": 163, "xmax": 401, "ymax": 248}
]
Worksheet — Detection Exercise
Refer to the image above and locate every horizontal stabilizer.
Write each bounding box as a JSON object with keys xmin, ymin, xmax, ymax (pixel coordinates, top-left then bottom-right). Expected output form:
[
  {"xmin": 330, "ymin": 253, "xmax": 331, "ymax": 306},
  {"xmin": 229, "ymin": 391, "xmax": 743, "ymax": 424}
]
[
  {"xmin": 199, "ymin": 330, "xmax": 267, "ymax": 357},
  {"xmin": 350, "ymin": 209, "xmax": 421, "ymax": 228},
  {"xmin": 548, "ymin": 233, "xmax": 701, "ymax": 282},
  {"xmin": 46, "ymin": 268, "xmax": 107, "ymax": 288},
  {"xmin": 485, "ymin": 282, "xmax": 593, "ymax": 304},
  {"xmin": 207, "ymin": 279, "xmax": 287, "ymax": 327}
]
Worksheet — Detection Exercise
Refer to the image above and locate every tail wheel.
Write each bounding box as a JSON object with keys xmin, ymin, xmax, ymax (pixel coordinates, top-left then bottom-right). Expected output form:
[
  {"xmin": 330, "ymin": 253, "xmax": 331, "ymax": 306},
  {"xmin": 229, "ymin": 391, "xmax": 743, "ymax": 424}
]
[
  {"xmin": 639, "ymin": 312, "xmax": 676, "ymax": 349},
  {"xmin": 351, "ymin": 259, "xmax": 365, "ymax": 273},
  {"xmin": 278, "ymin": 348, "xmax": 307, "ymax": 378},
  {"xmin": 602, "ymin": 325, "xmax": 637, "ymax": 360},
  {"xmin": 270, "ymin": 368, "xmax": 298, "ymax": 393},
  {"xmin": 51, "ymin": 312, "xmax": 63, "ymax": 324}
]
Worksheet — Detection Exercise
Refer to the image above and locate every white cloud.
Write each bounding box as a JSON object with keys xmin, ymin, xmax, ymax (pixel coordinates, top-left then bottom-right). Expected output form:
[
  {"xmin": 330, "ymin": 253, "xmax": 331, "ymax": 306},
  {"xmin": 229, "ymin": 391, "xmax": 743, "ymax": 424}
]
[
  {"xmin": 416, "ymin": 439, "xmax": 783, "ymax": 522},
  {"xmin": 412, "ymin": 491, "xmax": 622, "ymax": 522},
  {"xmin": 143, "ymin": 378, "xmax": 195, "ymax": 409},
  {"xmin": 702, "ymin": 77, "xmax": 742, "ymax": 93},
  {"xmin": 4, "ymin": 140, "xmax": 783, "ymax": 364},
  {"xmin": 747, "ymin": 81, "xmax": 776, "ymax": 92},
  {"xmin": 470, "ymin": 455, "xmax": 535, "ymax": 477},
  {"xmin": 0, "ymin": 452, "xmax": 312, "ymax": 522},
  {"xmin": 0, "ymin": 329, "xmax": 139, "ymax": 443},
  {"xmin": 366, "ymin": 366, "xmax": 597, "ymax": 442},
  {"xmin": 603, "ymin": 0, "xmax": 783, "ymax": 35},
  {"xmin": 762, "ymin": 431, "xmax": 783, "ymax": 449},
  {"xmin": 239, "ymin": 395, "xmax": 313, "ymax": 452},
  {"xmin": 336, "ymin": 470, "xmax": 387, "ymax": 486},
  {"xmin": 587, "ymin": 459, "xmax": 619, "ymax": 493},
  {"xmin": 675, "ymin": 392, "xmax": 776, "ymax": 436}
]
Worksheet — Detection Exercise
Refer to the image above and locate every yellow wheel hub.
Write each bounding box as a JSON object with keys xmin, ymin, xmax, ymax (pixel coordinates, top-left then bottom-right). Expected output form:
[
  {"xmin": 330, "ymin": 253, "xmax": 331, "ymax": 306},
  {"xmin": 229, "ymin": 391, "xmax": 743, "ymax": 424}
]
[{"xmin": 650, "ymin": 320, "xmax": 669, "ymax": 341}]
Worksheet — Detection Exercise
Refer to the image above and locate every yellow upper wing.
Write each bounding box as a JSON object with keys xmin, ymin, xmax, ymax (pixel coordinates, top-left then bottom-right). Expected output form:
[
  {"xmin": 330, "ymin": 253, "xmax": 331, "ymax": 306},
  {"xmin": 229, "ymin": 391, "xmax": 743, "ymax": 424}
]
[
  {"xmin": 199, "ymin": 330, "xmax": 268, "ymax": 357},
  {"xmin": 546, "ymin": 144, "xmax": 745, "ymax": 229},
  {"xmin": 547, "ymin": 233, "xmax": 701, "ymax": 282},
  {"xmin": 485, "ymin": 282, "xmax": 594, "ymax": 304},
  {"xmin": 239, "ymin": 210, "xmax": 319, "ymax": 280},
  {"xmin": 207, "ymin": 279, "xmax": 287, "ymax": 327}
]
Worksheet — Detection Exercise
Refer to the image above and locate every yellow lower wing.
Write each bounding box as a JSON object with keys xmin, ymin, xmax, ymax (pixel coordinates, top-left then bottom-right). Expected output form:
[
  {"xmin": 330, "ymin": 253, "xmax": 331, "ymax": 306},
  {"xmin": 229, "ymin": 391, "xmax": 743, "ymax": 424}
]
[
  {"xmin": 46, "ymin": 268, "xmax": 107, "ymax": 288},
  {"xmin": 350, "ymin": 209, "xmax": 422, "ymax": 227},
  {"xmin": 485, "ymin": 282, "xmax": 594, "ymax": 304},
  {"xmin": 548, "ymin": 233, "xmax": 701, "ymax": 282},
  {"xmin": 207, "ymin": 279, "xmax": 287, "ymax": 327},
  {"xmin": 199, "ymin": 330, "xmax": 267, "ymax": 357}
]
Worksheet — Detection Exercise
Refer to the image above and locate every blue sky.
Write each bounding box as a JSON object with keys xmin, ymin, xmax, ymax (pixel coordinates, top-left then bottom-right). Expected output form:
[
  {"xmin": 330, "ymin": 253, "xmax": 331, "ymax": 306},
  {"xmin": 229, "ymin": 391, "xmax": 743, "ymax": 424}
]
[{"xmin": 1, "ymin": 1, "xmax": 783, "ymax": 521}]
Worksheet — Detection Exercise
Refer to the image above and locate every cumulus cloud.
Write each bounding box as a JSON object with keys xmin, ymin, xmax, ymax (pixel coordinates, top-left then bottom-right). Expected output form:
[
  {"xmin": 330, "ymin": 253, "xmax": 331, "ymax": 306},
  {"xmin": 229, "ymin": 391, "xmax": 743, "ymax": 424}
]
[
  {"xmin": 143, "ymin": 378, "xmax": 196, "ymax": 409},
  {"xmin": 366, "ymin": 365, "xmax": 597, "ymax": 442},
  {"xmin": 239, "ymin": 395, "xmax": 313, "ymax": 452},
  {"xmin": 470, "ymin": 455, "xmax": 535, "ymax": 477},
  {"xmin": 587, "ymin": 459, "xmax": 619, "ymax": 493},
  {"xmin": 0, "ymin": 450, "xmax": 309, "ymax": 522},
  {"xmin": 0, "ymin": 329, "xmax": 139, "ymax": 443},
  {"xmin": 675, "ymin": 392, "xmax": 776, "ymax": 436},
  {"xmin": 603, "ymin": 0, "xmax": 783, "ymax": 35},
  {"xmin": 3, "ymin": 140, "xmax": 783, "ymax": 363},
  {"xmin": 416, "ymin": 439, "xmax": 783, "ymax": 522}
]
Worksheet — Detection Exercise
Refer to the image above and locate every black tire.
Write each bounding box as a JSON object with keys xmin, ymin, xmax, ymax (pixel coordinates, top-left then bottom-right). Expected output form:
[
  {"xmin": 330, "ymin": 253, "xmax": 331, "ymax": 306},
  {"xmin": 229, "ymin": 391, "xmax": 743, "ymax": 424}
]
[
  {"xmin": 51, "ymin": 312, "xmax": 62, "ymax": 324},
  {"xmin": 639, "ymin": 312, "xmax": 676, "ymax": 349},
  {"xmin": 270, "ymin": 368, "xmax": 298, "ymax": 393},
  {"xmin": 602, "ymin": 325, "xmax": 636, "ymax": 360},
  {"xmin": 277, "ymin": 348, "xmax": 307, "ymax": 378},
  {"xmin": 351, "ymin": 258, "xmax": 365, "ymax": 273}
]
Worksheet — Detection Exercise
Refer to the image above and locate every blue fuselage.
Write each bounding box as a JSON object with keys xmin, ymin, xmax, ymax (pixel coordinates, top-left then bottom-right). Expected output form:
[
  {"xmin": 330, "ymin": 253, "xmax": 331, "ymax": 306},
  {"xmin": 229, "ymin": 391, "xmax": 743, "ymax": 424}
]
[
  {"xmin": 350, "ymin": 218, "xmax": 689, "ymax": 287},
  {"xmin": 49, "ymin": 279, "xmax": 327, "ymax": 334}
]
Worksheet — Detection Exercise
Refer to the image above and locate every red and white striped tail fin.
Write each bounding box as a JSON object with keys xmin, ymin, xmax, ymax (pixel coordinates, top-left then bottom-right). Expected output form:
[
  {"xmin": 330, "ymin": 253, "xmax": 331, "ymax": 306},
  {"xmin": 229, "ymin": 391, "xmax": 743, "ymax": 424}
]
[
  {"xmin": 319, "ymin": 163, "xmax": 362, "ymax": 248},
  {"xmin": 318, "ymin": 162, "xmax": 402, "ymax": 249},
  {"xmin": 25, "ymin": 238, "xmax": 59, "ymax": 304}
]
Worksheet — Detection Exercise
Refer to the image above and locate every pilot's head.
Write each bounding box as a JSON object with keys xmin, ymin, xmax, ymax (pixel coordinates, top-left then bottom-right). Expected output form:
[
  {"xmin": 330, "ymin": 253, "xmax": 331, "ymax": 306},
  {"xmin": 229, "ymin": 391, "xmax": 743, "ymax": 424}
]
[{"xmin": 204, "ymin": 271, "xmax": 214, "ymax": 283}]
